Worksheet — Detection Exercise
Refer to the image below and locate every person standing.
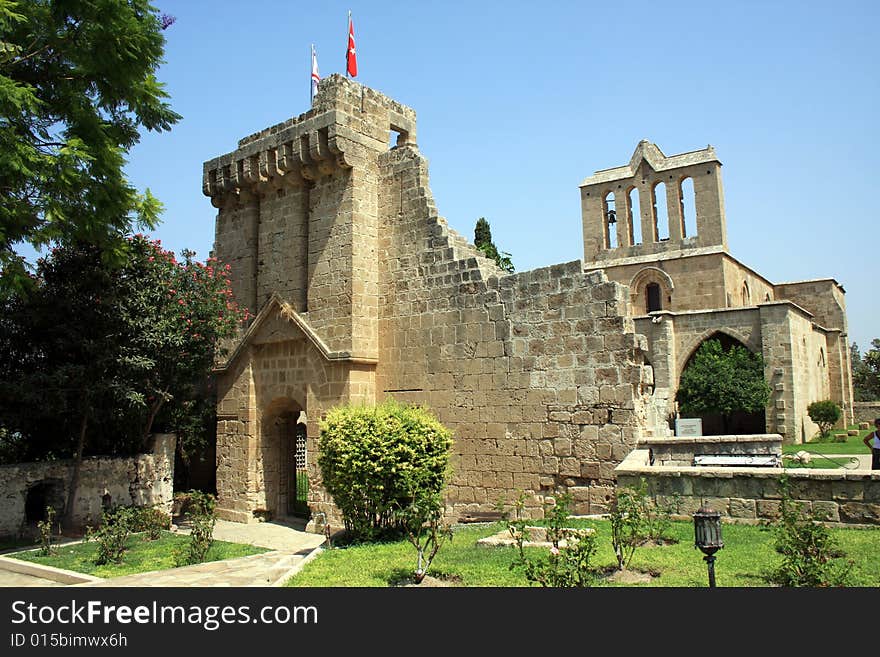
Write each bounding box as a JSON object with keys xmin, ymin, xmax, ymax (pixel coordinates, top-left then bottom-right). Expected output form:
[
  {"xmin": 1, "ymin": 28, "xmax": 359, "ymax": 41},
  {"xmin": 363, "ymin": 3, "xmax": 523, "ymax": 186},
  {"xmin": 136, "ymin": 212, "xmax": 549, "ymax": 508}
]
[{"xmin": 863, "ymin": 418, "xmax": 880, "ymax": 470}]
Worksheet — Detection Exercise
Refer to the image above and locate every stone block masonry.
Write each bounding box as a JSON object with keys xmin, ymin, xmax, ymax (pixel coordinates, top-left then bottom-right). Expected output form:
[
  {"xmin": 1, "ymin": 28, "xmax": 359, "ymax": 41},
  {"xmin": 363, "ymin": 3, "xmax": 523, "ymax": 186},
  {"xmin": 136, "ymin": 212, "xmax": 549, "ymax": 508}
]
[{"xmin": 205, "ymin": 76, "xmax": 653, "ymax": 525}]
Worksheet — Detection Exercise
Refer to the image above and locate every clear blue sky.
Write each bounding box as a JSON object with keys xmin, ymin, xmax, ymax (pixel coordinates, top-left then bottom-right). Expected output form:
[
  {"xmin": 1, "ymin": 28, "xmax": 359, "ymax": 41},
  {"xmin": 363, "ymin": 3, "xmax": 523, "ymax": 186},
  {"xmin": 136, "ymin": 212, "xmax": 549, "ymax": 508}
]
[{"xmin": 121, "ymin": 0, "xmax": 877, "ymax": 352}]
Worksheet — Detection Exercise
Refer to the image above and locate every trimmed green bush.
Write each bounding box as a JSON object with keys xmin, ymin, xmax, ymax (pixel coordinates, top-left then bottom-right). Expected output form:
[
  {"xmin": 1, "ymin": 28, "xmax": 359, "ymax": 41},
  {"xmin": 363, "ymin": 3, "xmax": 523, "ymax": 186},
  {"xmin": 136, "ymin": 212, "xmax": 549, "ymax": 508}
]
[
  {"xmin": 318, "ymin": 400, "xmax": 453, "ymax": 541},
  {"xmin": 807, "ymin": 400, "xmax": 842, "ymax": 438}
]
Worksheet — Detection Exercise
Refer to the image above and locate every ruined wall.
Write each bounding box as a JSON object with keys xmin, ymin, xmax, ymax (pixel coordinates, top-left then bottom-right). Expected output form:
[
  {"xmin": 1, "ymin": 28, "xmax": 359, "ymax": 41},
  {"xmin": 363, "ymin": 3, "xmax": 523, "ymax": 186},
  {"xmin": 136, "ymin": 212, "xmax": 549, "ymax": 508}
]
[
  {"xmin": 617, "ymin": 449, "xmax": 880, "ymax": 526},
  {"xmin": 0, "ymin": 435, "xmax": 175, "ymax": 537},
  {"xmin": 854, "ymin": 402, "xmax": 880, "ymax": 424},
  {"xmin": 375, "ymin": 144, "xmax": 652, "ymax": 517}
]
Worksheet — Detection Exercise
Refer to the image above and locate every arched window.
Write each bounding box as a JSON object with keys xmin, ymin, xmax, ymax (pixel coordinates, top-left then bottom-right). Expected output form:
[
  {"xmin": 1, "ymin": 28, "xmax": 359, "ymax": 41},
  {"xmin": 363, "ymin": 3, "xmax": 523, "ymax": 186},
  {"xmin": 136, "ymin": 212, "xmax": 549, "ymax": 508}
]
[
  {"xmin": 818, "ymin": 348, "xmax": 826, "ymax": 368},
  {"xmin": 741, "ymin": 281, "xmax": 751, "ymax": 305},
  {"xmin": 603, "ymin": 192, "xmax": 616, "ymax": 249},
  {"xmin": 628, "ymin": 186, "xmax": 642, "ymax": 245},
  {"xmin": 646, "ymin": 282, "xmax": 662, "ymax": 312},
  {"xmin": 653, "ymin": 182, "xmax": 668, "ymax": 241},
  {"xmin": 680, "ymin": 177, "xmax": 697, "ymax": 238}
]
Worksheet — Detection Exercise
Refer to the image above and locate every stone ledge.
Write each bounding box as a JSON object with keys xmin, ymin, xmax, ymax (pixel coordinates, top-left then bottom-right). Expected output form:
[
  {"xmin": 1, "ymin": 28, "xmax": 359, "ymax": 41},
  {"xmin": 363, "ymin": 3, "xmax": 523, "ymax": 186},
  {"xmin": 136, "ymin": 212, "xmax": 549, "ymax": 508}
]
[{"xmin": 0, "ymin": 555, "xmax": 103, "ymax": 585}]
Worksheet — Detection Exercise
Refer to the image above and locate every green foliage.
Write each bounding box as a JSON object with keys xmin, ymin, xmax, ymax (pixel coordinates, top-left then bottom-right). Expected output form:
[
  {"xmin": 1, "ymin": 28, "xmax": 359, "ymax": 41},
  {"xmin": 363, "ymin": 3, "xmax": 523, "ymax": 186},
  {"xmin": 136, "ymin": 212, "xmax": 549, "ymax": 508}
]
[
  {"xmin": 174, "ymin": 491, "xmax": 216, "ymax": 567},
  {"xmin": 317, "ymin": 400, "xmax": 453, "ymax": 542},
  {"xmin": 36, "ymin": 505, "xmax": 55, "ymax": 556},
  {"xmin": 610, "ymin": 482, "xmax": 650, "ymax": 571},
  {"xmin": 807, "ymin": 400, "xmax": 842, "ymax": 438},
  {"xmin": 473, "ymin": 217, "xmax": 514, "ymax": 273},
  {"xmin": 394, "ymin": 490, "xmax": 453, "ymax": 583},
  {"xmin": 87, "ymin": 506, "xmax": 136, "ymax": 565},
  {"xmin": 767, "ymin": 476, "xmax": 852, "ymax": 587},
  {"xmin": 0, "ymin": 0, "xmax": 181, "ymax": 295},
  {"xmin": 501, "ymin": 492, "xmax": 598, "ymax": 587},
  {"xmin": 675, "ymin": 338, "xmax": 771, "ymax": 432},
  {"xmin": 128, "ymin": 506, "xmax": 170, "ymax": 541},
  {"xmin": 0, "ymin": 236, "xmax": 245, "ymax": 464},
  {"xmin": 852, "ymin": 340, "xmax": 880, "ymax": 401}
]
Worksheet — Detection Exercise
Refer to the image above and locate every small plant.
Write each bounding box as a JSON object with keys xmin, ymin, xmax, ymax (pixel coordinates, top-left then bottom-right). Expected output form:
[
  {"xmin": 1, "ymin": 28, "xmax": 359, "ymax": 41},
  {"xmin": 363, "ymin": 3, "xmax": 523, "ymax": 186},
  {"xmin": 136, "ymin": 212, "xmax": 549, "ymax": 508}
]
[
  {"xmin": 807, "ymin": 400, "xmax": 842, "ymax": 438},
  {"xmin": 130, "ymin": 506, "xmax": 171, "ymax": 541},
  {"xmin": 502, "ymin": 492, "xmax": 598, "ymax": 587},
  {"xmin": 37, "ymin": 506, "xmax": 56, "ymax": 556},
  {"xmin": 610, "ymin": 483, "xmax": 650, "ymax": 571},
  {"xmin": 395, "ymin": 490, "xmax": 453, "ymax": 584},
  {"xmin": 87, "ymin": 506, "xmax": 136, "ymax": 565},
  {"xmin": 174, "ymin": 491, "xmax": 216, "ymax": 567},
  {"xmin": 766, "ymin": 475, "xmax": 852, "ymax": 587},
  {"xmin": 642, "ymin": 487, "xmax": 681, "ymax": 544}
]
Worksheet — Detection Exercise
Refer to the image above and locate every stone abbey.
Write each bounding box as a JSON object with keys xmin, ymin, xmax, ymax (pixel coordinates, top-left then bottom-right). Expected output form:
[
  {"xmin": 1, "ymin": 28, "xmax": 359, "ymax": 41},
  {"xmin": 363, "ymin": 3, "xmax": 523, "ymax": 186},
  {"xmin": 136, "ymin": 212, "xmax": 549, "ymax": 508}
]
[{"xmin": 202, "ymin": 75, "xmax": 852, "ymax": 525}]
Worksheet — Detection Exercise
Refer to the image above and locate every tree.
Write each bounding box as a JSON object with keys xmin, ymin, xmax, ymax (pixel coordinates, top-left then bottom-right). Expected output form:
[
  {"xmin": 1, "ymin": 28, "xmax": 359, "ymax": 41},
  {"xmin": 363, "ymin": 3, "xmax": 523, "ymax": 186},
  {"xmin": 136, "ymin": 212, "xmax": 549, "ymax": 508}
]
[
  {"xmin": 0, "ymin": 236, "xmax": 244, "ymax": 526},
  {"xmin": 807, "ymin": 400, "xmax": 842, "ymax": 438},
  {"xmin": 675, "ymin": 338, "xmax": 771, "ymax": 433},
  {"xmin": 852, "ymin": 340, "xmax": 880, "ymax": 401},
  {"xmin": 0, "ymin": 0, "xmax": 180, "ymax": 295},
  {"xmin": 473, "ymin": 217, "xmax": 514, "ymax": 273}
]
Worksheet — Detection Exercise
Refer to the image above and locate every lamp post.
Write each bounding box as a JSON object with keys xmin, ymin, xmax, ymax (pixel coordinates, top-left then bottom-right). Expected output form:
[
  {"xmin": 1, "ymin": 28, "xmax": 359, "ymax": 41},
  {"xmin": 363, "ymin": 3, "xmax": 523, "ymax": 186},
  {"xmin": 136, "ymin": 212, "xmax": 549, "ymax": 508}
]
[{"xmin": 693, "ymin": 505, "xmax": 723, "ymax": 587}]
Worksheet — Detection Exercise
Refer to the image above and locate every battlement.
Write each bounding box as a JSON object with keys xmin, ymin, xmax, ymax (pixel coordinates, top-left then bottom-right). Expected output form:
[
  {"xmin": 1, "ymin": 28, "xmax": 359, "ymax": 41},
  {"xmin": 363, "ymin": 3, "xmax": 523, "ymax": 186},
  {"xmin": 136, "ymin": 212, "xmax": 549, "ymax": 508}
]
[
  {"xmin": 203, "ymin": 75, "xmax": 417, "ymax": 207},
  {"xmin": 581, "ymin": 141, "xmax": 727, "ymax": 263}
]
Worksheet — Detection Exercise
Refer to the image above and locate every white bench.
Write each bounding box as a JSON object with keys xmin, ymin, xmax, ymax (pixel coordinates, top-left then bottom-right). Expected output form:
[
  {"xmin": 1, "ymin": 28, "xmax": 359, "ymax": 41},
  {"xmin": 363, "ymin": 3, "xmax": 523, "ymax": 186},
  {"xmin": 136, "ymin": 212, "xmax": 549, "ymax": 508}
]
[{"xmin": 693, "ymin": 454, "xmax": 781, "ymax": 467}]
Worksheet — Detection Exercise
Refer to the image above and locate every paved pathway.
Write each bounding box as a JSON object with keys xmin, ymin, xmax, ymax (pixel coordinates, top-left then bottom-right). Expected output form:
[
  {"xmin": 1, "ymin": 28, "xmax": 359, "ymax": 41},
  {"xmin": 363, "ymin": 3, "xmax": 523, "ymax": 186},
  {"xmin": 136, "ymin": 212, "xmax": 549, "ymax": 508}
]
[{"xmin": 0, "ymin": 519, "xmax": 327, "ymax": 588}]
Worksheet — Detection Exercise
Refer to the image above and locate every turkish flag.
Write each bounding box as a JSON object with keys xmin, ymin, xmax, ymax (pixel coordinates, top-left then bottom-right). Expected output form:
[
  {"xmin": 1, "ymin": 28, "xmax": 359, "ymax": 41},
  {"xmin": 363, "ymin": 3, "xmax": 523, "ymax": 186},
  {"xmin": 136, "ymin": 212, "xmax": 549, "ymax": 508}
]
[{"xmin": 346, "ymin": 14, "xmax": 358, "ymax": 77}]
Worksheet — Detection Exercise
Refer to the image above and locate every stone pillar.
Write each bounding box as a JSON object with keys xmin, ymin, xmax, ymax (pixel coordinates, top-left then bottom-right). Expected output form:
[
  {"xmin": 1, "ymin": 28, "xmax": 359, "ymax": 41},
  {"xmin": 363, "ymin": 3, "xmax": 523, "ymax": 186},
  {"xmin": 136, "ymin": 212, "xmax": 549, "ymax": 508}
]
[
  {"xmin": 639, "ymin": 184, "xmax": 655, "ymax": 243},
  {"xmin": 614, "ymin": 189, "xmax": 631, "ymax": 247},
  {"xmin": 693, "ymin": 163, "xmax": 728, "ymax": 250}
]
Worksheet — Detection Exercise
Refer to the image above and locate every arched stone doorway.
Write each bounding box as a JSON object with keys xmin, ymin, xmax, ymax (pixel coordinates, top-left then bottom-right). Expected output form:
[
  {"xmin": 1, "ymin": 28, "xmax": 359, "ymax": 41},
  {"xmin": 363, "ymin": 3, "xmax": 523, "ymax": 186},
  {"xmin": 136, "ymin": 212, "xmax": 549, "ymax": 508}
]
[
  {"xmin": 678, "ymin": 332, "xmax": 767, "ymax": 435},
  {"xmin": 261, "ymin": 398, "xmax": 310, "ymax": 520}
]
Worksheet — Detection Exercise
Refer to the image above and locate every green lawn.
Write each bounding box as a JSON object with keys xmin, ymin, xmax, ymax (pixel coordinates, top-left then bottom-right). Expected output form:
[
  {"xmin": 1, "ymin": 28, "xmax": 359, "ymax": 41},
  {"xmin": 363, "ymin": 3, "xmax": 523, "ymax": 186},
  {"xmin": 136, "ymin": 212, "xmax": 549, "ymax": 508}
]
[
  {"xmin": 782, "ymin": 425, "xmax": 873, "ymax": 455},
  {"xmin": 287, "ymin": 519, "xmax": 880, "ymax": 587},
  {"xmin": 783, "ymin": 455, "xmax": 860, "ymax": 469},
  {"xmin": 8, "ymin": 531, "xmax": 268, "ymax": 578}
]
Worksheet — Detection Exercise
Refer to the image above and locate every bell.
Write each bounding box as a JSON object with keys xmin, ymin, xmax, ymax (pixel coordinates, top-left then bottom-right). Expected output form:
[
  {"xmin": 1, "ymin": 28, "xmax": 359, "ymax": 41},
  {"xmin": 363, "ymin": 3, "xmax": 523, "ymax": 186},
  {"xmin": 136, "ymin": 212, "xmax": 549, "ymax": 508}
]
[{"xmin": 607, "ymin": 209, "xmax": 617, "ymax": 224}]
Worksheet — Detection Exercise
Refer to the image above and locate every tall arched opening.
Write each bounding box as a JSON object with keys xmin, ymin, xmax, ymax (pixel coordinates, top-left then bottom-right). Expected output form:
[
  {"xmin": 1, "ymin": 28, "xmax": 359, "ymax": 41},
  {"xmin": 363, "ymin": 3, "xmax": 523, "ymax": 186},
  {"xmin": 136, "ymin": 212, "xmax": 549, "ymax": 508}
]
[
  {"xmin": 261, "ymin": 398, "xmax": 310, "ymax": 520},
  {"xmin": 678, "ymin": 332, "xmax": 767, "ymax": 435}
]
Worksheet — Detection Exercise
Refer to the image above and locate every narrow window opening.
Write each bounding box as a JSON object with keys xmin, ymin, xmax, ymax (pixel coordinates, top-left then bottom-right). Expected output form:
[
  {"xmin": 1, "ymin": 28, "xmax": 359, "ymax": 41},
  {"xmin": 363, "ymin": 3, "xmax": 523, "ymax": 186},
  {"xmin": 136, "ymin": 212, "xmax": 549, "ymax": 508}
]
[
  {"xmin": 603, "ymin": 192, "xmax": 617, "ymax": 249},
  {"xmin": 628, "ymin": 186, "xmax": 642, "ymax": 245},
  {"xmin": 681, "ymin": 177, "xmax": 697, "ymax": 238},
  {"xmin": 653, "ymin": 182, "xmax": 668, "ymax": 241},
  {"xmin": 646, "ymin": 282, "xmax": 662, "ymax": 312}
]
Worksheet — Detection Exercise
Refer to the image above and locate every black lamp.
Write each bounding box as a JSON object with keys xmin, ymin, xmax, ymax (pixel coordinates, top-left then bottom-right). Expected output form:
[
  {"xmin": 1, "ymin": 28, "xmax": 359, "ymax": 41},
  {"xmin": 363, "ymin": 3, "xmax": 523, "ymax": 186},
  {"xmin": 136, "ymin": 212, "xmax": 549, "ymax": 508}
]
[{"xmin": 693, "ymin": 505, "xmax": 723, "ymax": 587}]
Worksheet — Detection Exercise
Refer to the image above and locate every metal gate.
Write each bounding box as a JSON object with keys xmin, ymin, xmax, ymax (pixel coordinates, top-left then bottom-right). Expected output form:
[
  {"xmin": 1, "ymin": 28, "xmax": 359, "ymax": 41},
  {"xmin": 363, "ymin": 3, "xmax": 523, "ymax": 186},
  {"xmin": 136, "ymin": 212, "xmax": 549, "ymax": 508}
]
[{"xmin": 287, "ymin": 423, "xmax": 310, "ymax": 518}]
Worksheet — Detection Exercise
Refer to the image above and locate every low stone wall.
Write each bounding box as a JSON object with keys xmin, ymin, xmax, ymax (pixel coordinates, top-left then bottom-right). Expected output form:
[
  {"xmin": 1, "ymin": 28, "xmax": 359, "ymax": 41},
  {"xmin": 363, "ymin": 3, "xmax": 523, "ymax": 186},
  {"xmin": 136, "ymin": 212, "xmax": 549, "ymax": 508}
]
[
  {"xmin": 615, "ymin": 449, "xmax": 880, "ymax": 525},
  {"xmin": 640, "ymin": 434, "xmax": 782, "ymax": 467},
  {"xmin": 0, "ymin": 434, "xmax": 175, "ymax": 537},
  {"xmin": 854, "ymin": 402, "xmax": 880, "ymax": 425}
]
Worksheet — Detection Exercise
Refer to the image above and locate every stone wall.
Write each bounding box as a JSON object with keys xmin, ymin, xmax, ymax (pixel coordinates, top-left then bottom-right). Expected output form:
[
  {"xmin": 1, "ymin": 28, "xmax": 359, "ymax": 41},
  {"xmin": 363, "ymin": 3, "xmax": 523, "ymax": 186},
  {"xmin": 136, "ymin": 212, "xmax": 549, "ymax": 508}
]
[
  {"xmin": 0, "ymin": 434, "xmax": 175, "ymax": 537},
  {"xmin": 616, "ymin": 449, "xmax": 880, "ymax": 525},
  {"xmin": 371, "ymin": 143, "xmax": 652, "ymax": 519},
  {"xmin": 854, "ymin": 402, "xmax": 880, "ymax": 425}
]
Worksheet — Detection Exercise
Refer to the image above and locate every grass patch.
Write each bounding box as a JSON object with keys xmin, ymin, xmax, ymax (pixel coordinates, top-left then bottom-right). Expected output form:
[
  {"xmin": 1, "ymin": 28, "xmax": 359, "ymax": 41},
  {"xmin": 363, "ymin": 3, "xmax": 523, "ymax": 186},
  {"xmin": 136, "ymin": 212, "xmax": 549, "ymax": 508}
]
[
  {"xmin": 783, "ymin": 455, "xmax": 860, "ymax": 469},
  {"xmin": 7, "ymin": 531, "xmax": 267, "ymax": 578},
  {"xmin": 782, "ymin": 425, "xmax": 873, "ymax": 455},
  {"xmin": 286, "ymin": 519, "xmax": 880, "ymax": 587}
]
